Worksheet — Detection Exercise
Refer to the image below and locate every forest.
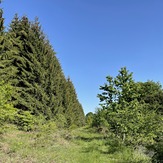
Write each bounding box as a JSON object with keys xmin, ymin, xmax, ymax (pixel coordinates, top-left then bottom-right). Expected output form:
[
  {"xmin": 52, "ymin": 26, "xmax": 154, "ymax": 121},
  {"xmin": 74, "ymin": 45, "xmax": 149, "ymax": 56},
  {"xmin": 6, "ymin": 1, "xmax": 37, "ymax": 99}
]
[{"xmin": 0, "ymin": 4, "xmax": 163, "ymax": 163}]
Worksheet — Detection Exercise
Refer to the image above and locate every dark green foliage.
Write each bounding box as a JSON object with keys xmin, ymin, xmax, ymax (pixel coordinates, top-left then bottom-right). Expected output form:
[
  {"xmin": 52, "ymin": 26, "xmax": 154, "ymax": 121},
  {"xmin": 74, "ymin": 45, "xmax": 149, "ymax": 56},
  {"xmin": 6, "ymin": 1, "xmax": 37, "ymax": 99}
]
[
  {"xmin": 92, "ymin": 108, "xmax": 110, "ymax": 136},
  {"xmin": 0, "ymin": 8, "xmax": 85, "ymax": 128},
  {"xmin": 7, "ymin": 16, "xmax": 51, "ymax": 116},
  {"xmin": 151, "ymin": 137, "xmax": 163, "ymax": 163},
  {"xmin": 137, "ymin": 81, "xmax": 163, "ymax": 114},
  {"xmin": 0, "ymin": 7, "xmax": 19, "ymax": 126},
  {"xmin": 63, "ymin": 77, "xmax": 85, "ymax": 127}
]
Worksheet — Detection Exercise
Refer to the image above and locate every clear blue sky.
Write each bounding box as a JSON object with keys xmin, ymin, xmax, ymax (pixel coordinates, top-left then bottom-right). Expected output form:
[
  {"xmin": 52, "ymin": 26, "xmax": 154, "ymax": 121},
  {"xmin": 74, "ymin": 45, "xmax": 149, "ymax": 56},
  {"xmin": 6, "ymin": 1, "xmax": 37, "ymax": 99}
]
[{"xmin": 2, "ymin": 0, "xmax": 163, "ymax": 114}]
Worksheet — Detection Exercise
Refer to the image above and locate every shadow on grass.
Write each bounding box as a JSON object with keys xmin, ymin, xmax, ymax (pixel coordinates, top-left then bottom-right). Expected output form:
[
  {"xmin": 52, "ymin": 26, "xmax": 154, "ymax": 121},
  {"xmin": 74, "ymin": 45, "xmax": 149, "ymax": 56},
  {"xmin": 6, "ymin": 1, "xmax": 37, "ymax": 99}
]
[
  {"xmin": 75, "ymin": 135, "xmax": 105, "ymax": 142},
  {"xmin": 73, "ymin": 127, "xmax": 126, "ymax": 155},
  {"xmin": 80, "ymin": 136, "xmax": 125, "ymax": 155}
]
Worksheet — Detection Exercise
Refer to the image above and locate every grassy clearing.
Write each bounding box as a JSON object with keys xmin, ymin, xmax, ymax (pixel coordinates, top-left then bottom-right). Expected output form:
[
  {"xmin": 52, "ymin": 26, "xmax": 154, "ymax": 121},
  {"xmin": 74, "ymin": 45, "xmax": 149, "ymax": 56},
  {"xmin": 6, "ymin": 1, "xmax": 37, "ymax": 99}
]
[{"xmin": 0, "ymin": 125, "xmax": 151, "ymax": 163}]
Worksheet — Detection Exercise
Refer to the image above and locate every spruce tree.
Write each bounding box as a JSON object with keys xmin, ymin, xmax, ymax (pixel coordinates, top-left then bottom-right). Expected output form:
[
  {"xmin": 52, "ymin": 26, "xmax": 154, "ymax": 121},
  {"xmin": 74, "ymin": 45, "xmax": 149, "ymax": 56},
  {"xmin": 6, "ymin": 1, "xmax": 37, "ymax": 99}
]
[
  {"xmin": 30, "ymin": 18, "xmax": 68, "ymax": 117},
  {"xmin": 63, "ymin": 77, "xmax": 85, "ymax": 127},
  {"xmin": 0, "ymin": 11, "xmax": 20, "ymax": 84},
  {"xmin": 6, "ymin": 16, "xmax": 49, "ymax": 116},
  {"xmin": 0, "ymin": 10, "xmax": 85, "ymax": 126}
]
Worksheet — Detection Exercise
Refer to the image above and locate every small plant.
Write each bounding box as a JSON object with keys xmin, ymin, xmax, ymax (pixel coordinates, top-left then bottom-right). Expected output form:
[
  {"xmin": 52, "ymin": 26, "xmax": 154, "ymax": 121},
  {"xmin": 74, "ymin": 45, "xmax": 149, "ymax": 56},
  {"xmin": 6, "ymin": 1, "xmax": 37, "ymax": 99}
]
[
  {"xmin": 38, "ymin": 120, "xmax": 57, "ymax": 134},
  {"xmin": 14, "ymin": 110, "xmax": 36, "ymax": 131}
]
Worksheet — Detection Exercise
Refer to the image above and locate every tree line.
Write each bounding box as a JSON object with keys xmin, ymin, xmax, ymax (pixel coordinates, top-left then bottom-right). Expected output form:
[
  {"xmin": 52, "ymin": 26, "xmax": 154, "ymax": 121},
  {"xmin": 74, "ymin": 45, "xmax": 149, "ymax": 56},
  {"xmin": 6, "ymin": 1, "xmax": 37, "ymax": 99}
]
[{"xmin": 0, "ymin": 6, "xmax": 85, "ymax": 129}]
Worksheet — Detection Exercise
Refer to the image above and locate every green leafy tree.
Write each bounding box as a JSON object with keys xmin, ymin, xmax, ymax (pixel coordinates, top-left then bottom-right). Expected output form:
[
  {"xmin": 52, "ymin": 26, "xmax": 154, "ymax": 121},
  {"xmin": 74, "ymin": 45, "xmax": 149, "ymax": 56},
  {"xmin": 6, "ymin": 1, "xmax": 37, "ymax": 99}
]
[
  {"xmin": 137, "ymin": 81, "xmax": 163, "ymax": 114},
  {"xmin": 96, "ymin": 67, "xmax": 161, "ymax": 145},
  {"xmin": 92, "ymin": 108, "xmax": 110, "ymax": 135}
]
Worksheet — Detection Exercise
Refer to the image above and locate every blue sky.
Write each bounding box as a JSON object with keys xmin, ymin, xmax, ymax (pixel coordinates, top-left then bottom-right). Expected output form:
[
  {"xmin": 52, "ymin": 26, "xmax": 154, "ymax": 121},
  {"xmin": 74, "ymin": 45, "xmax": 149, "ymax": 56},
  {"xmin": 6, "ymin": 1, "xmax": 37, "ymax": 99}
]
[{"xmin": 2, "ymin": 0, "xmax": 163, "ymax": 114}]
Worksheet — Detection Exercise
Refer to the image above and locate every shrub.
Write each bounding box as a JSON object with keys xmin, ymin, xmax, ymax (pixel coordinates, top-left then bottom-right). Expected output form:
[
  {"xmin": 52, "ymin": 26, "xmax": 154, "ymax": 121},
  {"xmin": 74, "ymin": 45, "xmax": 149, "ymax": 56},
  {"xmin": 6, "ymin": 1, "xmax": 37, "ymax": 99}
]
[
  {"xmin": 0, "ymin": 81, "xmax": 18, "ymax": 132},
  {"xmin": 14, "ymin": 110, "xmax": 36, "ymax": 131},
  {"xmin": 54, "ymin": 114, "xmax": 67, "ymax": 128}
]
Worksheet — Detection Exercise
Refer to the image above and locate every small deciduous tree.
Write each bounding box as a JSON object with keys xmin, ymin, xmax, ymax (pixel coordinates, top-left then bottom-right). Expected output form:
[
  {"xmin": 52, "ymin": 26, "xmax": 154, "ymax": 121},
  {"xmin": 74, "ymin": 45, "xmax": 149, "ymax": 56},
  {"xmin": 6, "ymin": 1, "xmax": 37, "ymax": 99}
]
[{"xmin": 95, "ymin": 67, "xmax": 162, "ymax": 145}]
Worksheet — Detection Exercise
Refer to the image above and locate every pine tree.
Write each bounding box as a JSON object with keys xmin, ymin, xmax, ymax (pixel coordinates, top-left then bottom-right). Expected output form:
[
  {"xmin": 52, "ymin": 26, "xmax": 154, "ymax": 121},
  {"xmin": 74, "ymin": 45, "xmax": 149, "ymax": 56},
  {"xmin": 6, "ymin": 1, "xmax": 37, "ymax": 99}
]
[
  {"xmin": 63, "ymin": 77, "xmax": 85, "ymax": 127},
  {"xmin": 0, "ymin": 6, "xmax": 17, "ymax": 129},
  {"xmin": 0, "ymin": 10, "xmax": 85, "ymax": 126},
  {"xmin": 6, "ymin": 16, "xmax": 49, "ymax": 116},
  {"xmin": 0, "ymin": 11, "xmax": 20, "ymax": 84}
]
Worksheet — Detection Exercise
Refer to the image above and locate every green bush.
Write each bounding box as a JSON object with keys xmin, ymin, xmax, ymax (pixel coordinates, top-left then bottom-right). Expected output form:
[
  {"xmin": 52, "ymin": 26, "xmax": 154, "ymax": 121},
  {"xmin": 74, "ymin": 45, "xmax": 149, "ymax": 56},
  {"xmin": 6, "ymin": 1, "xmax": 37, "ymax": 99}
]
[
  {"xmin": 38, "ymin": 120, "xmax": 57, "ymax": 133},
  {"xmin": 54, "ymin": 113, "xmax": 67, "ymax": 128},
  {"xmin": 14, "ymin": 110, "xmax": 36, "ymax": 131},
  {"xmin": 0, "ymin": 81, "xmax": 18, "ymax": 131}
]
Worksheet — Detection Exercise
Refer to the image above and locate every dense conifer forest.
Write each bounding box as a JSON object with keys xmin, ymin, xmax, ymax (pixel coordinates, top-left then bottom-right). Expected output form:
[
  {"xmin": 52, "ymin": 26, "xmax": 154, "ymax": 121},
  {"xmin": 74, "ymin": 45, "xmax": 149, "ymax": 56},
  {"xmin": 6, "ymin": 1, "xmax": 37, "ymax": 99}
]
[
  {"xmin": 0, "ymin": 4, "xmax": 162, "ymax": 163},
  {"xmin": 0, "ymin": 6, "xmax": 85, "ymax": 129}
]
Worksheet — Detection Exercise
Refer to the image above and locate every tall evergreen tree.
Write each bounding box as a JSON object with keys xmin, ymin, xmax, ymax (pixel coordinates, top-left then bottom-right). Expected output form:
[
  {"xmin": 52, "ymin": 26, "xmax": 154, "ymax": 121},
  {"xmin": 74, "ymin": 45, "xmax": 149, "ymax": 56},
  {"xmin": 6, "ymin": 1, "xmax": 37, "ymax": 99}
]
[
  {"xmin": 0, "ymin": 11, "xmax": 85, "ymax": 125},
  {"xmin": 63, "ymin": 77, "xmax": 85, "ymax": 127},
  {"xmin": 29, "ymin": 18, "xmax": 70, "ymax": 118},
  {"xmin": 6, "ymin": 16, "xmax": 49, "ymax": 117},
  {"xmin": 0, "ymin": 11, "xmax": 20, "ymax": 85}
]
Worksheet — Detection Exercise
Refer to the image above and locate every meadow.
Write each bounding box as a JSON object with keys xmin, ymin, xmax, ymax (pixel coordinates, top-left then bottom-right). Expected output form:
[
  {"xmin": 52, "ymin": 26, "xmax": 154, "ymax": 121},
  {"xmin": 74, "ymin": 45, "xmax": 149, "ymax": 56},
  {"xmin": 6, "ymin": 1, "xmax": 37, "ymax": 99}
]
[{"xmin": 0, "ymin": 124, "xmax": 151, "ymax": 163}]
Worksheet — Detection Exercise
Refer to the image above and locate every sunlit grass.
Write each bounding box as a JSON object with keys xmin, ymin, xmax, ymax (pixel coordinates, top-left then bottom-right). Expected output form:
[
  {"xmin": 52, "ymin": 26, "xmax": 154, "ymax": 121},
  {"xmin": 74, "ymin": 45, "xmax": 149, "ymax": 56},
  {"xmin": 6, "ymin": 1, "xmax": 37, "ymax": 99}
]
[{"xmin": 0, "ymin": 125, "xmax": 151, "ymax": 163}]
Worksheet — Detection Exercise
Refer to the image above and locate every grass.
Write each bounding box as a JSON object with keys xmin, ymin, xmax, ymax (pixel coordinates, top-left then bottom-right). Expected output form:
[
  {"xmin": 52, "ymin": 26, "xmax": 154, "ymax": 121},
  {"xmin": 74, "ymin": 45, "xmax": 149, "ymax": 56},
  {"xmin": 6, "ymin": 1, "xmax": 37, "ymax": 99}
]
[{"xmin": 0, "ymin": 124, "xmax": 151, "ymax": 163}]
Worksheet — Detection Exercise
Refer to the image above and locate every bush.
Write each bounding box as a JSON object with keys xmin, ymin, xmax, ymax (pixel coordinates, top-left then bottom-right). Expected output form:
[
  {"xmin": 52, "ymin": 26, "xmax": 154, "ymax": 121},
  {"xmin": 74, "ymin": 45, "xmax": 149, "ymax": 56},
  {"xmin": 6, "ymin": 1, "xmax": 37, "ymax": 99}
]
[
  {"xmin": 0, "ymin": 81, "xmax": 18, "ymax": 132},
  {"xmin": 14, "ymin": 110, "xmax": 36, "ymax": 131},
  {"xmin": 54, "ymin": 114, "xmax": 67, "ymax": 128},
  {"xmin": 38, "ymin": 120, "xmax": 57, "ymax": 134},
  {"xmin": 148, "ymin": 136, "xmax": 163, "ymax": 163}
]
